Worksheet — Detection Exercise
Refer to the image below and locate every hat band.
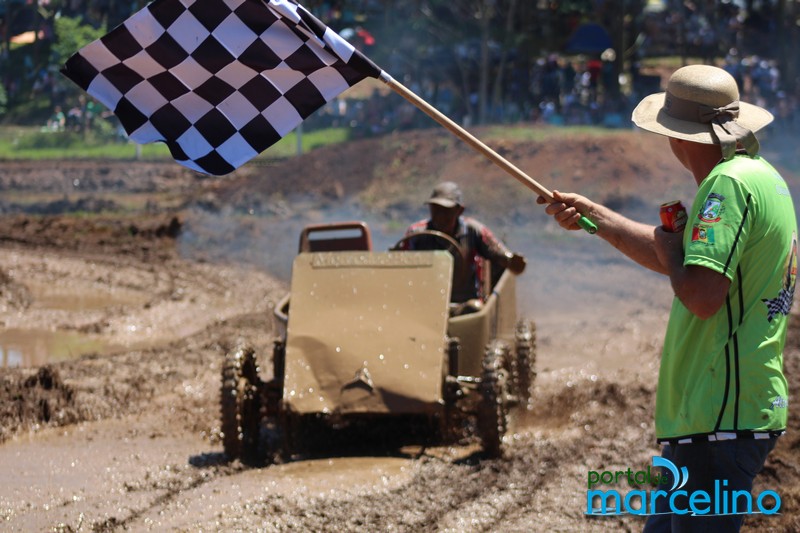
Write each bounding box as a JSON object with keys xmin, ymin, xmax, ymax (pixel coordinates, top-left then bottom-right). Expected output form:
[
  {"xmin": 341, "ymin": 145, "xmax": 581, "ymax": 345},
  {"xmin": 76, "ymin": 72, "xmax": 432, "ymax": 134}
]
[{"xmin": 664, "ymin": 90, "xmax": 759, "ymax": 160}]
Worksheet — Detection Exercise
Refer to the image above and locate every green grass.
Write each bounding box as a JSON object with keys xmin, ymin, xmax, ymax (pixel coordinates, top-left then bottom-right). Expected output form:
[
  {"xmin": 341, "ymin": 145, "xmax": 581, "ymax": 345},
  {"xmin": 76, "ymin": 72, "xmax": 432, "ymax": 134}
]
[
  {"xmin": 483, "ymin": 125, "xmax": 625, "ymax": 142},
  {"xmin": 0, "ymin": 123, "xmax": 619, "ymax": 162},
  {"xmin": 0, "ymin": 126, "xmax": 351, "ymax": 162}
]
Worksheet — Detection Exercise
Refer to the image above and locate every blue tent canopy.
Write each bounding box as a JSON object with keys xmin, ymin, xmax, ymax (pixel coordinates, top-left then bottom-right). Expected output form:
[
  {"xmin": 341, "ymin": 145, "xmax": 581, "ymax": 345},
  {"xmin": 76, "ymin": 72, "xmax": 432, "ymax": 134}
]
[{"xmin": 564, "ymin": 23, "xmax": 613, "ymax": 55}]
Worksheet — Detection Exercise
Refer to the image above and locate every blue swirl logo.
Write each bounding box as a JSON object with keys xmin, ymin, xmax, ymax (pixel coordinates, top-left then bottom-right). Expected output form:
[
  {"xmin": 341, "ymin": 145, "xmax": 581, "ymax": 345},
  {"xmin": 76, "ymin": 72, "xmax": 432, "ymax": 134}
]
[{"xmin": 652, "ymin": 456, "xmax": 689, "ymax": 491}]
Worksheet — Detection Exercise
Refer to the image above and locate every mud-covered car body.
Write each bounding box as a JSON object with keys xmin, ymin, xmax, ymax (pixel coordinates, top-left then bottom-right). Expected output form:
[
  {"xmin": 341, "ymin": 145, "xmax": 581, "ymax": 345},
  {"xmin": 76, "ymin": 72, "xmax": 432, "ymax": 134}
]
[{"xmin": 221, "ymin": 221, "xmax": 535, "ymax": 463}]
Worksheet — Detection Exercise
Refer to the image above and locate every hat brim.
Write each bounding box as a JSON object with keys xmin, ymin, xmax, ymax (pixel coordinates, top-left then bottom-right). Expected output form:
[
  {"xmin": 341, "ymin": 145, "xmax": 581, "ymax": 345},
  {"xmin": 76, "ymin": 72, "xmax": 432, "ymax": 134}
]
[
  {"xmin": 427, "ymin": 198, "xmax": 460, "ymax": 208},
  {"xmin": 631, "ymin": 92, "xmax": 774, "ymax": 144}
]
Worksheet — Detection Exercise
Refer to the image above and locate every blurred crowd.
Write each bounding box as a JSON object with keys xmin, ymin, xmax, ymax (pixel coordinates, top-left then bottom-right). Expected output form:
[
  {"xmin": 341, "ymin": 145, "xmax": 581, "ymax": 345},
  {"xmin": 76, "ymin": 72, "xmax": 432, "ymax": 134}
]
[
  {"xmin": 45, "ymin": 95, "xmax": 101, "ymax": 132},
  {"xmin": 39, "ymin": 53, "xmax": 799, "ymax": 142},
  {"xmin": 723, "ymin": 54, "xmax": 799, "ymax": 136},
  {"xmin": 32, "ymin": 0, "xmax": 800, "ymax": 140},
  {"xmin": 519, "ymin": 49, "xmax": 799, "ymax": 135},
  {"xmin": 308, "ymin": 1, "xmax": 800, "ymax": 137},
  {"xmin": 308, "ymin": 50, "xmax": 799, "ymax": 139}
]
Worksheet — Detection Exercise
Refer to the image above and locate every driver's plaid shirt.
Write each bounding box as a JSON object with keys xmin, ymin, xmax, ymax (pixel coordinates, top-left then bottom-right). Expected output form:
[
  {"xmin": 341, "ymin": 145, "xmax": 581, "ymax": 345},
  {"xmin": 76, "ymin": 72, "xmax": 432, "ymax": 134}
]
[{"xmin": 400, "ymin": 216, "xmax": 512, "ymax": 303}]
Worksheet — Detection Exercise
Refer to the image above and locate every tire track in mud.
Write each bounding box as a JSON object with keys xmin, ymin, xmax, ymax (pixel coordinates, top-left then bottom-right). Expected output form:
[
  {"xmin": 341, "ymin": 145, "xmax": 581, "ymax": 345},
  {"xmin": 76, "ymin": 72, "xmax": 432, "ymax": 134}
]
[
  {"xmin": 181, "ymin": 434, "xmax": 611, "ymax": 531},
  {"xmin": 32, "ymin": 340, "xmax": 800, "ymax": 533},
  {"xmin": 202, "ymin": 453, "xmax": 547, "ymax": 532},
  {"xmin": 88, "ymin": 462, "xmax": 245, "ymax": 532},
  {"xmin": 153, "ymin": 374, "xmax": 654, "ymax": 532}
]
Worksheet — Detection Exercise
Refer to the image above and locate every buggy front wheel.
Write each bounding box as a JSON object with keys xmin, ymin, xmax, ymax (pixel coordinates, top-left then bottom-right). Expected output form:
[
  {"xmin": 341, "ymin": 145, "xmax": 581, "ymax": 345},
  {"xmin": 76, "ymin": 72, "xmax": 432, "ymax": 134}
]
[
  {"xmin": 477, "ymin": 340, "xmax": 511, "ymax": 458},
  {"xmin": 514, "ymin": 320, "xmax": 536, "ymax": 407},
  {"xmin": 220, "ymin": 344, "xmax": 263, "ymax": 463}
]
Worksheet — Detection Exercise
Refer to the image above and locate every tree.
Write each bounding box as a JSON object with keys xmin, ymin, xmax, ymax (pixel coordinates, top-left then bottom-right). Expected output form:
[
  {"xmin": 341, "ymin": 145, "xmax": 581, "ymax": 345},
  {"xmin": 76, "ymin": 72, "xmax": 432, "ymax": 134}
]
[
  {"xmin": 50, "ymin": 16, "xmax": 106, "ymax": 99},
  {"xmin": 416, "ymin": 0, "xmax": 508, "ymax": 125},
  {"xmin": 51, "ymin": 16, "xmax": 106, "ymax": 70}
]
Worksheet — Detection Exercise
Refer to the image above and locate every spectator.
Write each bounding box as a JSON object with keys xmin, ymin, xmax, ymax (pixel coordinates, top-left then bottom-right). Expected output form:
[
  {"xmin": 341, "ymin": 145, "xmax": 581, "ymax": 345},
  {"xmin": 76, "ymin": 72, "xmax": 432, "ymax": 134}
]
[{"xmin": 47, "ymin": 106, "xmax": 65, "ymax": 131}]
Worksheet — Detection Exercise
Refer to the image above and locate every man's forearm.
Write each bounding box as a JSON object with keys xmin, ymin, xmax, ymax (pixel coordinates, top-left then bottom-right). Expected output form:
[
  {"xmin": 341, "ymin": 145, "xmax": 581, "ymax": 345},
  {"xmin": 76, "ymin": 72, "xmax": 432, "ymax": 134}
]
[
  {"xmin": 589, "ymin": 203, "xmax": 668, "ymax": 275},
  {"xmin": 540, "ymin": 191, "xmax": 669, "ymax": 275}
]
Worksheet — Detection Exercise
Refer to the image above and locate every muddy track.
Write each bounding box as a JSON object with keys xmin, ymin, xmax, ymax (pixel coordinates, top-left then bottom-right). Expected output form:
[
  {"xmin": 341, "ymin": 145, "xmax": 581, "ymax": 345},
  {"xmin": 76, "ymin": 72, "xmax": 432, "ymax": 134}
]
[
  {"xmin": 1, "ymin": 130, "xmax": 800, "ymax": 531},
  {"xmin": 0, "ymin": 233, "xmax": 669, "ymax": 532}
]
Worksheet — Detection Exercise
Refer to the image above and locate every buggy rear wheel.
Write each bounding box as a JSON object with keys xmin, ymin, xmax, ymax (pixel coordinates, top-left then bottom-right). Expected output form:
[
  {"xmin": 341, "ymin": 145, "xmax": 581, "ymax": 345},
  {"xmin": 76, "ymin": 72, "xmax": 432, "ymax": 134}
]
[
  {"xmin": 220, "ymin": 344, "xmax": 263, "ymax": 463},
  {"xmin": 477, "ymin": 340, "xmax": 511, "ymax": 458}
]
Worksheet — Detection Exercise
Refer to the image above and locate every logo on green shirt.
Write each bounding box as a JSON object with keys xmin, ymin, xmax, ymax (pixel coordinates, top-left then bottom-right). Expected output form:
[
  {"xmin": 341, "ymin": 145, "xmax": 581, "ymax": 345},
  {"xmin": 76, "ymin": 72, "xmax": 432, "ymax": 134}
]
[
  {"xmin": 699, "ymin": 193, "xmax": 725, "ymax": 223},
  {"xmin": 770, "ymin": 396, "xmax": 788, "ymax": 410},
  {"xmin": 691, "ymin": 224, "xmax": 715, "ymax": 244}
]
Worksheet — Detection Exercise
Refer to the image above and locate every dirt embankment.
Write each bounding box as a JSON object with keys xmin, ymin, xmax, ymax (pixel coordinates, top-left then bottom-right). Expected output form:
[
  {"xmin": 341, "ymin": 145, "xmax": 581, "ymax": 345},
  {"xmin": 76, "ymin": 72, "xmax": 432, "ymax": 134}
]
[{"xmin": 0, "ymin": 128, "xmax": 799, "ymax": 531}]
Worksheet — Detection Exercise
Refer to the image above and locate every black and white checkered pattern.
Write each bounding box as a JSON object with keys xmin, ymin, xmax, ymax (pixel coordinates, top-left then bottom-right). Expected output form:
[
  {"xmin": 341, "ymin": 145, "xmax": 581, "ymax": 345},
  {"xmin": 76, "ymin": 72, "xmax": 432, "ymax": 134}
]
[
  {"xmin": 763, "ymin": 286, "xmax": 794, "ymax": 322},
  {"xmin": 61, "ymin": 0, "xmax": 383, "ymax": 175}
]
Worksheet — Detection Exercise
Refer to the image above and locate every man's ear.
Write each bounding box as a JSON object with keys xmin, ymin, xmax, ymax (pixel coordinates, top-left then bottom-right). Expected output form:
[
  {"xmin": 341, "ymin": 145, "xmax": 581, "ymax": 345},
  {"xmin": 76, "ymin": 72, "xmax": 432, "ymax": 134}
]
[{"xmin": 456, "ymin": 206, "xmax": 465, "ymax": 216}]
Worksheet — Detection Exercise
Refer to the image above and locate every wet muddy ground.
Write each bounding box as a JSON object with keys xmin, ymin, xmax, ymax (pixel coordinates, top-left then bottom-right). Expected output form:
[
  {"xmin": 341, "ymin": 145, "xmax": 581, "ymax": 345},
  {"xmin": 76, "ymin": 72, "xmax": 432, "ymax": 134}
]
[{"xmin": 1, "ymin": 129, "xmax": 799, "ymax": 531}]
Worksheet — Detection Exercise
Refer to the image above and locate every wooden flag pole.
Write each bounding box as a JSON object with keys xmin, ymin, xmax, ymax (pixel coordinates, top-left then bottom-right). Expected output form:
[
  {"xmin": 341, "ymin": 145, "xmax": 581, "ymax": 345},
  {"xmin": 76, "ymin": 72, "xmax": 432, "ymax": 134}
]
[{"xmin": 380, "ymin": 73, "xmax": 597, "ymax": 234}]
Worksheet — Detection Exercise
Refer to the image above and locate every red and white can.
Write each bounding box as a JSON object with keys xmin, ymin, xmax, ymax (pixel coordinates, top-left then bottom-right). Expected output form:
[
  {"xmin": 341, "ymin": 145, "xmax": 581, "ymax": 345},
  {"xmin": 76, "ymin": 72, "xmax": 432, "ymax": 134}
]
[{"xmin": 660, "ymin": 200, "xmax": 687, "ymax": 233}]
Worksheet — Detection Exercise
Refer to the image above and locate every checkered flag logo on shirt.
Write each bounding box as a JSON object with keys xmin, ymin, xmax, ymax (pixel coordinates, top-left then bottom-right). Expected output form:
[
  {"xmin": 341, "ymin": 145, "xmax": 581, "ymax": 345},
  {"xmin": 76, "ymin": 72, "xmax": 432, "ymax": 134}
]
[{"xmin": 61, "ymin": 0, "xmax": 383, "ymax": 175}]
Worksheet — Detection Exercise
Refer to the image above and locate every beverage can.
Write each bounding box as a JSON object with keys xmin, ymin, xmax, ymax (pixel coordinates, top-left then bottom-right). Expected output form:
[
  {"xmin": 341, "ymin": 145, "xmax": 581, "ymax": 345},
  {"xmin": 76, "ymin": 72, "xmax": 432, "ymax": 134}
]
[{"xmin": 660, "ymin": 201, "xmax": 687, "ymax": 233}]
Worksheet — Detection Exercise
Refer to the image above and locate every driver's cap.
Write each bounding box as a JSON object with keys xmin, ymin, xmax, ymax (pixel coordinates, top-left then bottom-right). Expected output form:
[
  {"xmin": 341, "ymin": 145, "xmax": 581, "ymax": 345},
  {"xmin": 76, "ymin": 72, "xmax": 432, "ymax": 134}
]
[{"xmin": 426, "ymin": 181, "xmax": 463, "ymax": 208}]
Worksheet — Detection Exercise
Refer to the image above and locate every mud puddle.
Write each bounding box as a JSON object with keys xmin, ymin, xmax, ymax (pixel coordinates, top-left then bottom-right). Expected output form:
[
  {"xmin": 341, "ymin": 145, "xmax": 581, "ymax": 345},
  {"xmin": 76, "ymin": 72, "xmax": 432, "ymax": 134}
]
[
  {"xmin": 0, "ymin": 246, "xmax": 278, "ymax": 368},
  {"xmin": 0, "ymin": 327, "xmax": 127, "ymax": 368},
  {"xmin": 0, "ymin": 250, "xmax": 151, "ymax": 366},
  {"xmin": 1, "ymin": 281, "xmax": 151, "ymax": 367}
]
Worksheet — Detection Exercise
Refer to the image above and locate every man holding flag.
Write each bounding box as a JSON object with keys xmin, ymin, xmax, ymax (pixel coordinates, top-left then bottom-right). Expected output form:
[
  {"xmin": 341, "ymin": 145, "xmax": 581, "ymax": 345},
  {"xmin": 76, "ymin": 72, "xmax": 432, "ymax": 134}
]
[{"xmin": 540, "ymin": 64, "xmax": 794, "ymax": 532}]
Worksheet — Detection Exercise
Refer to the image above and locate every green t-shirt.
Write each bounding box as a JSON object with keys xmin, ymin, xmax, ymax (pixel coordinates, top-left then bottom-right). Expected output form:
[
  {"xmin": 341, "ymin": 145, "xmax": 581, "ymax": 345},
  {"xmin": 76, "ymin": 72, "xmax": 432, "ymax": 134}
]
[{"xmin": 657, "ymin": 154, "xmax": 796, "ymax": 442}]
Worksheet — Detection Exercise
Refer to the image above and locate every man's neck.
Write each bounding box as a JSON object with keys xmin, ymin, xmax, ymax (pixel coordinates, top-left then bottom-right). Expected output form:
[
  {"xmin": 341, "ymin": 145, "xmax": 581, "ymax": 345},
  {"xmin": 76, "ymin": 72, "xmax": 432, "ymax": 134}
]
[{"xmin": 688, "ymin": 145, "xmax": 728, "ymax": 186}]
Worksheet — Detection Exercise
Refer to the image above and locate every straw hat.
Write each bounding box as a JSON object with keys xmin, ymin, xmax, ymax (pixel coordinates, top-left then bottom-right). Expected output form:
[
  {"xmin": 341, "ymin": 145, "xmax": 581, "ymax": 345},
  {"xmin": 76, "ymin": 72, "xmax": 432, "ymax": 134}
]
[{"xmin": 632, "ymin": 64, "xmax": 773, "ymax": 158}]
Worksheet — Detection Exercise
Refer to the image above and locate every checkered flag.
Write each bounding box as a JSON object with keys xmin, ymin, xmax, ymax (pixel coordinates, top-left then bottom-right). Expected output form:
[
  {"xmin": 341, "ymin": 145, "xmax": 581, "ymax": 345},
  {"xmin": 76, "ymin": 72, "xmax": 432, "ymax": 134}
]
[
  {"xmin": 61, "ymin": 0, "xmax": 383, "ymax": 175},
  {"xmin": 763, "ymin": 286, "xmax": 795, "ymax": 322}
]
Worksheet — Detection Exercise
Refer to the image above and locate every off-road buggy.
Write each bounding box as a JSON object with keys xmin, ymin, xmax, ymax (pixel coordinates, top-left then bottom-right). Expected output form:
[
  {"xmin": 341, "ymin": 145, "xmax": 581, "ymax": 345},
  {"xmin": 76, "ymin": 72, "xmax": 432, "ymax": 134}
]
[{"xmin": 220, "ymin": 221, "xmax": 535, "ymax": 463}]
